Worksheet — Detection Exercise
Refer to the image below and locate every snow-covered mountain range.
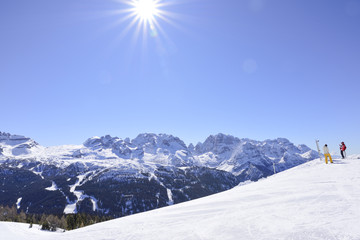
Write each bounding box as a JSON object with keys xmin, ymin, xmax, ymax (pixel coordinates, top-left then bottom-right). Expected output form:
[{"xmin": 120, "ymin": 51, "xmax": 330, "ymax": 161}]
[{"xmin": 0, "ymin": 131, "xmax": 318, "ymax": 217}]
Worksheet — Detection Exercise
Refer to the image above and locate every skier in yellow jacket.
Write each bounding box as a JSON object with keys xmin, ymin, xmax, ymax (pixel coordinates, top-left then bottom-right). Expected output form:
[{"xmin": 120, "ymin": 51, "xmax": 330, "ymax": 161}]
[{"xmin": 323, "ymin": 144, "xmax": 333, "ymax": 164}]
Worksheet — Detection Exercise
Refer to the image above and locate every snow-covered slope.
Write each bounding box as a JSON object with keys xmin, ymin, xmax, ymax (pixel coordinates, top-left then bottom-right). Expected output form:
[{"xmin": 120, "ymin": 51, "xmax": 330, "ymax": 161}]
[
  {"xmin": 349, "ymin": 154, "xmax": 360, "ymax": 159},
  {"xmin": 0, "ymin": 132, "xmax": 39, "ymax": 156},
  {"xmin": 2, "ymin": 157, "xmax": 360, "ymax": 240}
]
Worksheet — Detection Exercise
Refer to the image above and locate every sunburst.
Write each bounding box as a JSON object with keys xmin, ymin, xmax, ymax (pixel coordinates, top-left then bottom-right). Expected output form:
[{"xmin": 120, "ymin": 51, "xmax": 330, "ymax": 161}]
[
  {"xmin": 113, "ymin": 0, "xmax": 170, "ymax": 39},
  {"xmin": 132, "ymin": 0, "xmax": 160, "ymax": 24}
]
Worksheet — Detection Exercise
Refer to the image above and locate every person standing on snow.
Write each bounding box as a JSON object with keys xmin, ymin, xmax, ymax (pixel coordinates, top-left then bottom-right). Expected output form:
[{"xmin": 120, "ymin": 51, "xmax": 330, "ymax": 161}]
[
  {"xmin": 323, "ymin": 144, "xmax": 333, "ymax": 164},
  {"xmin": 340, "ymin": 142, "xmax": 347, "ymax": 159}
]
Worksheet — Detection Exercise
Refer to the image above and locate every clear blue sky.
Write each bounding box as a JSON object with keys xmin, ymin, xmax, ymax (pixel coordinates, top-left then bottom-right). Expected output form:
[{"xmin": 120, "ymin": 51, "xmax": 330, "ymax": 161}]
[{"xmin": 1, "ymin": 0, "xmax": 359, "ymax": 155}]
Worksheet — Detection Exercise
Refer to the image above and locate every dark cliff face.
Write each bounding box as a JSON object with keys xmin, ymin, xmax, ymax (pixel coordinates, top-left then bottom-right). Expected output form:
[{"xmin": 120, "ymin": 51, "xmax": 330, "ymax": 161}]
[
  {"xmin": 0, "ymin": 167, "xmax": 67, "ymax": 215},
  {"xmin": 0, "ymin": 163, "xmax": 239, "ymax": 217}
]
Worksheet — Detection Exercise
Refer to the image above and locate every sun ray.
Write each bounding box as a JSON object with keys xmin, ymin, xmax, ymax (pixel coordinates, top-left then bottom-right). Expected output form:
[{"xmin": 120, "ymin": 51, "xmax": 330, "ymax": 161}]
[
  {"xmin": 115, "ymin": 0, "xmax": 166, "ymax": 37},
  {"xmin": 106, "ymin": 0, "xmax": 185, "ymax": 52},
  {"xmin": 117, "ymin": 16, "xmax": 141, "ymax": 40}
]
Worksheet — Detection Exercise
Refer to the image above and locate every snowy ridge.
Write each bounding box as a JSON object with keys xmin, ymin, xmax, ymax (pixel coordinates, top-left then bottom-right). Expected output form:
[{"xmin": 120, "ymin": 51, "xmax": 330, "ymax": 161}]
[
  {"xmin": 0, "ymin": 132, "xmax": 317, "ymax": 176},
  {"xmin": 0, "ymin": 131, "xmax": 39, "ymax": 156},
  {"xmin": 193, "ymin": 134, "xmax": 318, "ymax": 176},
  {"xmin": 1, "ymin": 157, "xmax": 360, "ymax": 240}
]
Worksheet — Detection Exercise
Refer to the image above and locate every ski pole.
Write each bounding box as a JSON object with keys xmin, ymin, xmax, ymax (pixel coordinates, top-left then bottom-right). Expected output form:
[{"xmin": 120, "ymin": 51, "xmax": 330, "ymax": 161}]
[{"xmin": 315, "ymin": 140, "xmax": 322, "ymax": 161}]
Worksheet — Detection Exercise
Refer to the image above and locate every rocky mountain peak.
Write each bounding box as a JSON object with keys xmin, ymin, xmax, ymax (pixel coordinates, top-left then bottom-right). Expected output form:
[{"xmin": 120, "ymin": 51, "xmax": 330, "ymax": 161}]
[
  {"xmin": 195, "ymin": 133, "xmax": 240, "ymax": 155},
  {"xmin": 0, "ymin": 132, "xmax": 37, "ymax": 146},
  {"xmin": 83, "ymin": 135, "xmax": 121, "ymax": 149},
  {"xmin": 132, "ymin": 133, "xmax": 188, "ymax": 151},
  {"xmin": 0, "ymin": 132, "xmax": 39, "ymax": 156}
]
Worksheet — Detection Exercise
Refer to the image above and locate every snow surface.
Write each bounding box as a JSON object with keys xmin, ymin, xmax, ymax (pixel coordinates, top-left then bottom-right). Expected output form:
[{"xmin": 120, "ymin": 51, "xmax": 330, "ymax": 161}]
[
  {"xmin": 0, "ymin": 223, "xmax": 63, "ymax": 240},
  {"xmin": 16, "ymin": 197, "xmax": 22, "ymax": 209},
  {"xmin": 45, "ymin": 181, "xmax": 58, "ymax": 191},
  {"xmin": 2, "ymin": 157, "xmax": 360, "ymax": 240}
]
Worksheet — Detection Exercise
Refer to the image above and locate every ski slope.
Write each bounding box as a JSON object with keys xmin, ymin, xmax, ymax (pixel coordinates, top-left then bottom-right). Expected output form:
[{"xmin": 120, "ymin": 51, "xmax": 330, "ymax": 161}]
[{"xmin": 2, "ymin": 157, "xmax": 360, "ymax": 240}]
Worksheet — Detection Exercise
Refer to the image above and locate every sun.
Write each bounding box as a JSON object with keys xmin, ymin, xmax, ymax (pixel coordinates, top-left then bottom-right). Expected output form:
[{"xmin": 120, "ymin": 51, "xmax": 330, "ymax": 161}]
[
  {"xmin": 133, "ymin": 0, "xmax": 160, "ymax": 24},
  {"xmin": 128, "ymin": 0, "xmax": 162, "ymax": 27},
  {"xmin": 111, "ymin": 0, "xmax": 175, "ymax": 39}
]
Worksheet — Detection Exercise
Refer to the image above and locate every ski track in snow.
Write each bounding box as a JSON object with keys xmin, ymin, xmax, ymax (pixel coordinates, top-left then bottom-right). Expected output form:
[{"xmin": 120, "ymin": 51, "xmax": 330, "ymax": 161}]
[
  {"xmin": 16, "ymin": 197, "xmax": 22, "ymax": 209},
  {"xmin": 63, "ymin": 172, "xmax": 99, "ymax": 214},
  {"xmin": 2, "ymin": 158, "xmax": 360, "ymax": 240}
]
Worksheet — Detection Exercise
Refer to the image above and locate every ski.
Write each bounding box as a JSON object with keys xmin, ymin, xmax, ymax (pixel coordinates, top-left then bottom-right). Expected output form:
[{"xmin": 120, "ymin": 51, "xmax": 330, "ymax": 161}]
[{"xmin": 315, "ymin": 140, "xmax": 322, "ymax": 161}]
